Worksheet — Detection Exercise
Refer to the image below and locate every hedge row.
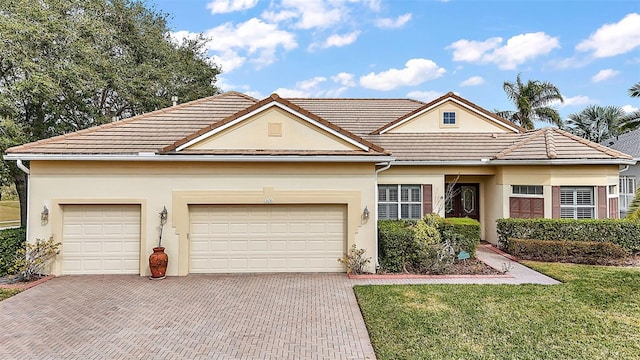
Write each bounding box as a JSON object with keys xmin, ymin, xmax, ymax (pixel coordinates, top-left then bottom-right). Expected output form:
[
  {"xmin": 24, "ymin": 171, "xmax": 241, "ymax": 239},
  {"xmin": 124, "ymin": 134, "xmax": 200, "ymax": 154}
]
[
  {"xmin": 496, "ymin": 218, "xmax": 640, "ymax": 252},
  {"xmin": 508, "ymin": 238, "xmax": 628, "ymax": 265},
  {"xmin": 378, "ymin": 220, "xmax": 415, "ymax": 273},
  {"xmin": 440, "ymin": 217, "xmax": 481, "ymax": 256},
  {"xmin": 0, "ymin": 227, "xmax": 26, "ymax": 276}
]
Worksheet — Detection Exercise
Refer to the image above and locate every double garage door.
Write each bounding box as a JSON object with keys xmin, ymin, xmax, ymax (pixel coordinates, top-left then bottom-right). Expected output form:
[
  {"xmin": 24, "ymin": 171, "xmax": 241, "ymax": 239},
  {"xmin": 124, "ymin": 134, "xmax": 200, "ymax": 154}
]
[
  {"xmin": 61, "ymin": 204, "xmax": 346, "ymax": 274},
  {"xmin": 189, "ymin": 205, "xmax": 346, "ymax": 273}
]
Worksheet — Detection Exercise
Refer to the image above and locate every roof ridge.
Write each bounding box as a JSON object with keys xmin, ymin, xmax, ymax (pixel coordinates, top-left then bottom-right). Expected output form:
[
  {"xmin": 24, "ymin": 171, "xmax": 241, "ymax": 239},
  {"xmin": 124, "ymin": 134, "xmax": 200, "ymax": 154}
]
[
  {"xmin": 544, "ymin": 128, "xmax": 557, "ymax": 159},
  {"xmin": 162, "ymin": 93, "xmax": 388, "ymax": 154},
  {"xmin": 551, "ymin": 127, "xmax": 632, "ymax": 159},
  {"xmin": 6, "ymin": 92, "xmax": 240, "ymax": 154},
  {"xmin": 493, "ymin": 129, "xmax": 545, "ymax": 159}
]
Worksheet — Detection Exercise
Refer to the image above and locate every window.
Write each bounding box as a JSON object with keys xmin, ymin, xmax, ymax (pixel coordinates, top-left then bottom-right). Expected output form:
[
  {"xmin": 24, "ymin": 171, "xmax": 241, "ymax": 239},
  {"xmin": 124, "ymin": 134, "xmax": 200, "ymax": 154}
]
[
  {"xmin": 443, "ymin": 111, "xmax": 456, "ymax": 125},
  {"xmin": 620, "ymin": 176, "xmax": 636, "ymax": 212},
  {"xmin": 378, "ymin": 185, "xmax": 421, "ymax": 220},
  {"xmin": 512, "ymin": 185, "xmax": 543, "ymax": 196},
  {"xmin": 560, "ymin": 187, "xmax": 595, "ymax": 219}
]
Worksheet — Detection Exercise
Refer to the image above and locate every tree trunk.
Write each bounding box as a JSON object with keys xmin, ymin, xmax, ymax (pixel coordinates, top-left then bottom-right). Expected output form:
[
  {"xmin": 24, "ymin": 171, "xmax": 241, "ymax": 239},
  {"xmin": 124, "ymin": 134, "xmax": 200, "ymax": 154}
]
[{"xmin": 13, "ymin": 171, "xmax": 27, "ymax": 228}]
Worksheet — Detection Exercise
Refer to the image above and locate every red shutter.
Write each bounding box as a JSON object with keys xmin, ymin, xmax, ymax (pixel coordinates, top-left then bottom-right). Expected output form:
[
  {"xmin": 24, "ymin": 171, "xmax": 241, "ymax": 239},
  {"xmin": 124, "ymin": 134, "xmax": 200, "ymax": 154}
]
[
  {"xmin": 552, "ymin": 186, "xmax": 561, "ymax": 218},
  {"xmin": 597, "ymin": 186, "xmax": 607, "ymax": 219},
  {"xmin": 509, "ymin": 197, "xmax": 520, "ymax": 218},
  {"xmin": 532, "ymin": 198, "xmax": 544, "ymax": 218},
  {"xmin": 422, "ymin": 184, "xmax": 432, "ymax": 215},
  {"xmin": 609, "ymin": 197, "xmax": 619, "ymax": 219}
]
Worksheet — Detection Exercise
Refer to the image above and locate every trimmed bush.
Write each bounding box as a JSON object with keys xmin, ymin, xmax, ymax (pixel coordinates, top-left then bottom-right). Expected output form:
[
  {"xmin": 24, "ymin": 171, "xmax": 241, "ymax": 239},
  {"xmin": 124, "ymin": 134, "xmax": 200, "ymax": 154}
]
[
  {"xmin": 508, "ymin": 238, "xmax": 629, "ymax": 265},
  {"xmin": 439, "ymin": 217, "xmax": 481, "ymax": 256},
  {"xmin": 497, "ymin": 218, "xmax": 640, "ymax": 252},
  {"xmin": 378, "ymin": 220, "xmax": 414, "ymax": 273},
  {"xmin": 0, "ymin": 227, "xmax": 26, "ymax": 276}
]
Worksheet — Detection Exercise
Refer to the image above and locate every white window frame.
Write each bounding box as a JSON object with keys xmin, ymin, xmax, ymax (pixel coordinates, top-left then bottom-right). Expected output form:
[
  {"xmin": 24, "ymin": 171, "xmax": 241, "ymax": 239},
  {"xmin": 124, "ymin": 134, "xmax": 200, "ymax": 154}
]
[
  {"xmin": 378, "ymin": 185, "xmax": 422, "ymax": 220},
  {"xmin": 560, "ymin": 186, "xmax": 595, "ymax": 219},
  {"xmin": 620, "ymin": 176, "xmax": 636, "ymax": 212},
  {"xmin": 512, "ymin": 185, "xmax": 543, "ymax": 197}
]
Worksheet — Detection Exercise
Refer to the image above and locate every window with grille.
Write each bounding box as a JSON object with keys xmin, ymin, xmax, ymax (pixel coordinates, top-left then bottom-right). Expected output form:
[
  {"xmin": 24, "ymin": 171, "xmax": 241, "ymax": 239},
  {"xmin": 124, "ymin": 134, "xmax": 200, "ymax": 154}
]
[
  {"xmin": 443, "ymin": 111, "xmax": 456, "ymax": 125},
  {"xmin": 378, "ymin": 185, "xmax": 422, "ymax": 220},
  {"xmin": 560, "ymin": 187, "xmax": 595, "ymax": 219},
  {"xmin": 512, "ymin": 185, "xmax": 543, "ymax": 196},
  {"xmin": 620, "ymin": 176, "xmax": 636, "ymax": 212}
]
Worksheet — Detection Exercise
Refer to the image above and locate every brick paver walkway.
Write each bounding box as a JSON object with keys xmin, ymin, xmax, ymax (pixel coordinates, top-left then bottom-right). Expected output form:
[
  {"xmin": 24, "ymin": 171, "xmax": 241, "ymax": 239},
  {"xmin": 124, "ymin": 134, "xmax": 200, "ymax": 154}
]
[
  {"xmin": 0, "ymin": 274, "xmax": 375, "ymax": 360},
  {"xmin": 0, "ymin": 246, "xmax": 558, "ymax": 359}
]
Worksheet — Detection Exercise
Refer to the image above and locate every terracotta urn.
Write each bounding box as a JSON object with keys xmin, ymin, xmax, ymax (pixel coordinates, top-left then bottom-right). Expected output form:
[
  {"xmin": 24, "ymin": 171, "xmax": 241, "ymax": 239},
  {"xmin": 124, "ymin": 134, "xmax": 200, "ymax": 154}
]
[{"xmin": 149, "ymin": 247, "xmax": 168, "ymax": 279}]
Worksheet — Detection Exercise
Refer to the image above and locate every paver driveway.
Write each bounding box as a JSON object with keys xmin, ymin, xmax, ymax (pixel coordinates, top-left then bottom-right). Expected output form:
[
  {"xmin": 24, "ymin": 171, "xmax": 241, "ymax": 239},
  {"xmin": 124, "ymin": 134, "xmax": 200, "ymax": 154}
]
[{"xmin": 0, "ymin": 274, "xmax": 375, "ymax": 359}]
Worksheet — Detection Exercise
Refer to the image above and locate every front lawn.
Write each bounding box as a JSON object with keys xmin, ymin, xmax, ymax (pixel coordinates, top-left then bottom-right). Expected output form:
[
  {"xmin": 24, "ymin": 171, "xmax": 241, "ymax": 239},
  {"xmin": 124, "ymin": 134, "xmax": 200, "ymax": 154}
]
[
  {"xmin": 0, "ymin": 288, "xmax": 20, "ymax": 301},
  {"xmin": 355, "ymin": 262, "xmax": 640, "ymax": 359}
]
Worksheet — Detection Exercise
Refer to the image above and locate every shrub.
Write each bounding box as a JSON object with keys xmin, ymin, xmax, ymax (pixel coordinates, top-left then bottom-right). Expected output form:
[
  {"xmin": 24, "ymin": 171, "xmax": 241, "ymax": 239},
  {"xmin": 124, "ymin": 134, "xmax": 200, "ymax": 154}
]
[
  {"xmin": 413, "ymin": 218, "xmax": 441, "ymax": 246},
  {"xmin": 338, "ymin": 244, "xmax": 372, "ymax": 274},
  {"xmin": 496, "ymin": 218, "xmax": 640, "ymax": 252},
  {"xmin": 439, "ymin": 217, "xmax": 480, "ymax": 256},
  {"xmin": 0, "ymin": 227, "xmax": 26, "ymax": 276},
  {"xmin": 378, "ymin": 220, "xmax": 415, "ymax": 273},
  {"xmin": 409, "ymin": 242, "xmax": 454, "ymax": 274},
  {"xmin": 11, "ymin": 237, "xmax": 60, "ymax": 281},
  {"xmin": 508, "ymin": 238, "xmax": 629, "ymax": 265}
]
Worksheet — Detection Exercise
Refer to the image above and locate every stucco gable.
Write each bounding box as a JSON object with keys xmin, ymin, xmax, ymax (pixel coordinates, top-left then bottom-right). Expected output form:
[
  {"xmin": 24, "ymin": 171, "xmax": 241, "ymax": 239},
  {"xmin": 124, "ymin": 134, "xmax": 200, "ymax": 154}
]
[
  {"xmin": 371, "ymin": 92, "xmax": 523, "ymax": 135},
  {"xmin": 163, "ymin": 94, "xmax": 386, "ymax": 154}
]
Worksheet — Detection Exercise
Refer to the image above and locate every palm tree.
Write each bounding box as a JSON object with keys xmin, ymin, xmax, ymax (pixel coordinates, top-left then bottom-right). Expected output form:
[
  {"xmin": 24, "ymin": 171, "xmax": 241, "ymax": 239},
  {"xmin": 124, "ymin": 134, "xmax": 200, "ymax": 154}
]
[
  {"xmin": 565, "ymin": 105, "xmax": 625, "ymax": 143},
  {"xmin": 496, "ymin": 74, "xmax": 564, "ymax": 130},
  {"xmin": 620, "ymin": 82, "xmax": 640, "ymax": 132}
]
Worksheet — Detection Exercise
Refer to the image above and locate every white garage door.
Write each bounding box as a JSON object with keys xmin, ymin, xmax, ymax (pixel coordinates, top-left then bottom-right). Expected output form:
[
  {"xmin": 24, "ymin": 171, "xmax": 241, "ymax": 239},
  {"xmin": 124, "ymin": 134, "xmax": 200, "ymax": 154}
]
[
  {"xmin": 189, "ymin": 205, "xmax": 346, "ymax": 273},
  {"xmin": 62, "ymin": 205, "xmax": 141, "ymax": 275}
]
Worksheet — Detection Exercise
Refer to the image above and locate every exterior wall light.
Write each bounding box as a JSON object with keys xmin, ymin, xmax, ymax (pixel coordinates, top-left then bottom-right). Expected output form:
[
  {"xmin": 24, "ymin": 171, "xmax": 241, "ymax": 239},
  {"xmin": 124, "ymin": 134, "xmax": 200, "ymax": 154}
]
[
  {"xmin": 362, "ymin": 206, "xmax": 370, "ymax": 222},
  {"xmin": 41, "ymin": 205, "xmax": 49, "ymax": 225},
  {"xmin": 159, "ymin": 206, "xmax": 168, "ymax": 226}
]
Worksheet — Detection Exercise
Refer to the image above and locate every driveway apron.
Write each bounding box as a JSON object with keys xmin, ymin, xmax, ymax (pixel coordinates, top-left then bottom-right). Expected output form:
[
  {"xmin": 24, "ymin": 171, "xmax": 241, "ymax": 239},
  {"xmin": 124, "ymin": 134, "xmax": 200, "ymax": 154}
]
[{"xmin": 0, "ymin": 274, "xmax": 375, "ymax": 360}]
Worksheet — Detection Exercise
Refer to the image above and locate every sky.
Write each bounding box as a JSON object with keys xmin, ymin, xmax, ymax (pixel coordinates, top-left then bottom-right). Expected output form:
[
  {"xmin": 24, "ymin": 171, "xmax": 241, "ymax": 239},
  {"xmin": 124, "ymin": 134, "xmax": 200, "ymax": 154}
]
[{"xmin": 153, "ymin": 0, "xmax": 640, "ymax": 126}]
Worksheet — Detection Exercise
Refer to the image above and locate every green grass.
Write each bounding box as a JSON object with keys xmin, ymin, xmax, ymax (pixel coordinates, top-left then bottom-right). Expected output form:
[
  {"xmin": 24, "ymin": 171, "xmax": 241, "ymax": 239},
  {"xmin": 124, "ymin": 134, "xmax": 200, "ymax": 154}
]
[
  {"xmin": 355, "ymin": 262, "xmax": 640, "ymax": 360},
  {"xmin": 0, "ymin": 200, "xmax": 20, "ymax": 225},
  {"xmin": 0, "ymin": 288, "xmax": 20, "ymax": 301}
]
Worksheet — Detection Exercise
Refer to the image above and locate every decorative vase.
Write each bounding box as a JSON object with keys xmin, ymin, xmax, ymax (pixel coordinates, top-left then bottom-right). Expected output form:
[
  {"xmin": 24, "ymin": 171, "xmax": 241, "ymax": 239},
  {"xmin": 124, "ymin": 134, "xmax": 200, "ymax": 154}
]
[{"xmin": 149, "ymin": 247, "xmax": 168, "ymax": 279}]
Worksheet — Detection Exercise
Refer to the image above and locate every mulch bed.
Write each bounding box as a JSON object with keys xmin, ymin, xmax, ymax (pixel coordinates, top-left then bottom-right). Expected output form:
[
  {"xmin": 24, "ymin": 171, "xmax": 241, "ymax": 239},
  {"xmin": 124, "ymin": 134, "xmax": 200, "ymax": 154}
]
[
  {"xmin": 0, "ymin": 275, "xmax": 55, "ymax": 290},
  {"xmin": 349, "ymin": 258, "xmax": 506, "ymax": 279}
]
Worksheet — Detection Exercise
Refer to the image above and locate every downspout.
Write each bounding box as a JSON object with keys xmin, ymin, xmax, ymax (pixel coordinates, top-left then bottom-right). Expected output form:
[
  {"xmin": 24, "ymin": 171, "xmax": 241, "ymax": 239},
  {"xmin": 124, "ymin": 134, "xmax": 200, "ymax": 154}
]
[
  {"xmin": 15, "ymin": 159, "xmax": 30, "ymax": 242},
  {"xmin": 620, "ymin": 165, "xmax": 630, "ymax": 173},
  {"xmin": 373, "ymin": 161, "xmax": 393, "ymax": 272}
]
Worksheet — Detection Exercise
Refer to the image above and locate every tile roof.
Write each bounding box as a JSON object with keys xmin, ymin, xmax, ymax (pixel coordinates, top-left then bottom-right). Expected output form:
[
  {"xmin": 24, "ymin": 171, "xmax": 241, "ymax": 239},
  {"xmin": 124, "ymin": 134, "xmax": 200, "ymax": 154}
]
[
  {"xmin": 601, "ymin": 128, "xmax": 640, "ymax": 158},
  {"xmin": 364, "ymin": 127, "xmax": 632, "ymax": 162},
  {"xmin": 4, "ymin": 91, "xmax": 632, "ymax": 164}
]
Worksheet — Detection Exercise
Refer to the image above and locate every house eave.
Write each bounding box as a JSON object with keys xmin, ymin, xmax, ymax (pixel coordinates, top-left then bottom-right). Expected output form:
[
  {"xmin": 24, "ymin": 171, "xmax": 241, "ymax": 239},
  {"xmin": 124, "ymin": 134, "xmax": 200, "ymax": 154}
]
[
  {"xmin": 3, "ymin": 153, "xmax": 395, "ymax": 163},
  {"xmin": 391, "ymin": 159, "xmax": 636, "ymax": 166}
]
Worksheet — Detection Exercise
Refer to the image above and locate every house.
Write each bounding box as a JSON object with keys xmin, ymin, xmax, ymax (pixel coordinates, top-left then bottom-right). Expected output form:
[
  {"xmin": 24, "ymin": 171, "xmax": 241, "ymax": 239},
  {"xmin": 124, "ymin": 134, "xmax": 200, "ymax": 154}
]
[
  {"xmin": 4, "ymin": 92, "xmax": 633, "ymax": 276},
  {"xmin": 602, "ymin": 128, "xmax": 640, "ymax": 217}
]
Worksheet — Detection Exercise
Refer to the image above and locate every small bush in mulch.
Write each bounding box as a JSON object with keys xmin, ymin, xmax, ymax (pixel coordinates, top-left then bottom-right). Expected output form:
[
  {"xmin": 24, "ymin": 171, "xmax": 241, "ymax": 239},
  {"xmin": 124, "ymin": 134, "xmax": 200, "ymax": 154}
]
[
  {"xmin": 507, "ymin": 238, "xmax": 629, "ymax": 265},
  {"xmin": 0, "ymin": 227, "xmax": 26, "ymax": 277}
]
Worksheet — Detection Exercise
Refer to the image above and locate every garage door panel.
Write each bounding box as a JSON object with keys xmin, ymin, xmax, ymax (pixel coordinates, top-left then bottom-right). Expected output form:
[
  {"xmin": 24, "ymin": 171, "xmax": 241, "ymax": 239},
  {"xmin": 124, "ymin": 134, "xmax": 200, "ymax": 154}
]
[
  {"xmin": 189, "ymin": 205, "xmax": 345, "ymax": 273},
  {"xmin": 62, "ymin": 205, "xmax": 140, "ymax": 275}
]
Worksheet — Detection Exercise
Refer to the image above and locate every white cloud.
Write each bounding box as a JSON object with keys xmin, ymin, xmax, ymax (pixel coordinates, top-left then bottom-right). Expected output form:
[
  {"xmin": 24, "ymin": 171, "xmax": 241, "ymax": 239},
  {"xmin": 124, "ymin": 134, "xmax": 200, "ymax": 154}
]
[
  {"xmin": 331, "ymin": 72, "xmax": 356, "ymax": 87},
  {"xmin": 272, "ymin": 87, "xmax": 310, "ymax": 97},
  {"xmin": 319, "ymin": 31, "xmax": 361, "ymax": 49},
  {"xmin": 206, "ymin": 0, "xmax": 258, "ymax": 14},
  {"xmin": 375, "ymin": 13, "xmax": 412, "ymax": 29},
  {"xmin": 407, "ymin": 90, "xmax": 443, "ymax": 103},
  {"xmin": 622, "ymin": 104, "xmax": 639, "ymax": 113},
  {"xmin": 171, "ymin": 18, "xmax": 297, "ymax": 72},
  {"xmin": 265, "ymin": 0, "xmax": 344, "ymax": 29},
  {"xmin": 359, "ymin": 59, "xmax": 446, "ymax": 91},
  {"xmin": 459, "ymin": 76, "xmax": 485, "ymax": 87},
  {"xmin": 591, "ymin": 69, "xmax": 620, "ymax": 83},
  {"xmin": 576, "ymin": 13, "xmax": 640, "ymax": 58},
  {"xmin": 551, "ymin": 95, "xmax": 593, "ymax": 108},
  {"xmin": 447, "ymin": 32, "xmax": 560, "ymax": 70},
  {"xmin": 297, "ymin": 76, "xmax": 327, "ymax": 90}
]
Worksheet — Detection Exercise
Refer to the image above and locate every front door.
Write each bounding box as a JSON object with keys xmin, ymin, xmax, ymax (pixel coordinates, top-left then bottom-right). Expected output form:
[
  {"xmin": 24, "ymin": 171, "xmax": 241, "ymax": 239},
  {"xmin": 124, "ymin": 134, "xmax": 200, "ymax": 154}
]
[{"xmin": 445, "ymin": 183, "xmax": 480, "ymax": 221}]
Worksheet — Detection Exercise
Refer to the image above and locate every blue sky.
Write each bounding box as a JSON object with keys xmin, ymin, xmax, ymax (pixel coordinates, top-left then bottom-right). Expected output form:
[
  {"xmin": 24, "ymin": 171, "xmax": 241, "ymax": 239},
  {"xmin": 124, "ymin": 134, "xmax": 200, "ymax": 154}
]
[{"xmin": 155, "ymin": 0, "xmax": 640, "ymax": 125}]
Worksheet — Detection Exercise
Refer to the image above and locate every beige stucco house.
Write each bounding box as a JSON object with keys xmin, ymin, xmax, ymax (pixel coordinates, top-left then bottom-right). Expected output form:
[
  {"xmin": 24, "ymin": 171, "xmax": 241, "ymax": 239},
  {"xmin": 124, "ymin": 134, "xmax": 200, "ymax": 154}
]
[{"xmin": 4, "ymin": 92, "xmax": 633, "ymax": 276}]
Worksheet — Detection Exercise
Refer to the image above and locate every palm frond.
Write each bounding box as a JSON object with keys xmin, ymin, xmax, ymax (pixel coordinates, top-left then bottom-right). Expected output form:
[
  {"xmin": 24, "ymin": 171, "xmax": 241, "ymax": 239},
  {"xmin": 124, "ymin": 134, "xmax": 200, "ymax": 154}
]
[{"xmin": 629, "ymin": 82, "xmax": 640, "ymax": 98}]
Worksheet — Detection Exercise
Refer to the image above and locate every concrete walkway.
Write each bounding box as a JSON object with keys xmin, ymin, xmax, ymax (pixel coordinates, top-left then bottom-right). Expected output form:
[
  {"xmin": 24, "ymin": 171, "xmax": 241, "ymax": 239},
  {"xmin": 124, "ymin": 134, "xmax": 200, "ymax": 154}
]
[
  {"xmin": 0, "ymin": 246, "xmax": 557, "ymax": 359},
  {"xmin": 350, "ymin": 244, "xmax": 560, "ymax": 285}
]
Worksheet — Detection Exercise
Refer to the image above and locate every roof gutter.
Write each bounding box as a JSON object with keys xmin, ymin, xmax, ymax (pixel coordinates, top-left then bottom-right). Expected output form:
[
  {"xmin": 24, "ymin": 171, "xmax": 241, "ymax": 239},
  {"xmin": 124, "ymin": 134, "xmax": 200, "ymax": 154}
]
[
  {"xmin": 3, "ymin": 153, "xmax": 395, "ymax": 163},
  {"xmin": 392, "ymin": 158, "xmax": 636, "ymax": 166}
]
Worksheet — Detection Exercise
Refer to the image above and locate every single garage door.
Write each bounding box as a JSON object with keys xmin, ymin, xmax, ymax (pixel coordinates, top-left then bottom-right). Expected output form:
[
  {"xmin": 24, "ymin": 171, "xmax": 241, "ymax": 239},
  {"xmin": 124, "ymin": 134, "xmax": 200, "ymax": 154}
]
[
  {"xmin": 62, "ymin": 205, "xmax": 141, "ymax": 274},
  {"xmin": 189, "ymin": 204, "xmax": 346, "ymax": 273}
]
